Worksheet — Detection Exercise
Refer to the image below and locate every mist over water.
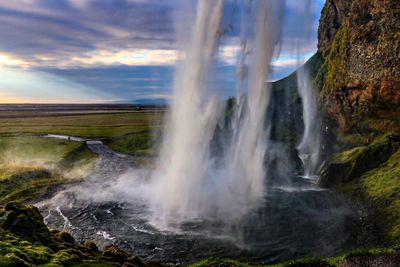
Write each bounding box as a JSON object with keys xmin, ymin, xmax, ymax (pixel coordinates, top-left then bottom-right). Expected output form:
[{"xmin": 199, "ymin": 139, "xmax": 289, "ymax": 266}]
[{"xmin": 36, "ymin": 1, "xmax": 358, "ymax": 264}]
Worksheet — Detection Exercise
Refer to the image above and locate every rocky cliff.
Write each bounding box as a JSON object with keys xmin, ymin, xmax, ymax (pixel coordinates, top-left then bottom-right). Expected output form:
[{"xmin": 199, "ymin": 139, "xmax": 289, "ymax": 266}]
[
  {"xmin": 316, "ymin": 0, "xmax": 400, "ymax": 246},
  {"xmin": 317, "ymin": 0, "xmax": 400, "ymax": 132}
]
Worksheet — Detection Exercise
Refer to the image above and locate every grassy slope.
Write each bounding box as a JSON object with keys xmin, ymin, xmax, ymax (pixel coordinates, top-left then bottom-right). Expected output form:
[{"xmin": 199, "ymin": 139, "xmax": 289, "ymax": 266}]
[
  {"xmin": 0, "ymin": 136, "xmax": 96, "ymax": 204},
  {"xmin": 319, "ymin": 133, "xmax": 400, "ymax": 244},
  {"xmin": 0, "ymin": 111, "xmax": 163, "ymax": 204},
  {"xmin": 334, "ymin": 148, "xmax": 400, "ymax": 243}
]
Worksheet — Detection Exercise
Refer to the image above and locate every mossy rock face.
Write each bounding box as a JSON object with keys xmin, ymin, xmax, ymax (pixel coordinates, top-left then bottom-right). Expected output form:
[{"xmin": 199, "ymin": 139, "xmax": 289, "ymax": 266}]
[
  {"xmin": 319, "ymin": 135, "xmax": 396, "ymax": 186},
  {"xmin": 316, "ymin": 0, "xmax": 400, "ymax": 132},
  {"xmin": 0, "ymin": 202, "xmax": 53, "ymax": 244},
  {"xmin": 52, "ymin": 230, "xmax": 75, "ymax": 245},
  {"xmin": 102, "ymin": 245, "xmax": 144, "ymax": 266},
  {"xmin": 50, "ymin": 249, "xmax": 82, "ymax": 265},
  {"xmin": 81, "ymin": 240, "xmax": 99, "ymax": 252}
]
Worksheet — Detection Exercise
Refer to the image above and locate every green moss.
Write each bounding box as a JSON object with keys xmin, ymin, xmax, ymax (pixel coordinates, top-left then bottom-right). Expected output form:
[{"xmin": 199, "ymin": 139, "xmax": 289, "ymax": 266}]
[
  {"xmin": 327, "ymin": 247, "xmax": 398, "ymax": 266},
  {"xmin": 319, "ymin": 134, "xmax": 394, "ymax": 186},
  {"xmin": 0, "ymin": 231, "xmax": 53, "ymax": 267},
  {"xmin": 320, "ymin": 132, "xmax": 400, "ymax": 244},
  {"xmin": 69, "ymin": 261, "xmax": 120, "ymax": 267},
  {"xmin": 189, "ymin": 257, "xmax": 251, "ymax": 267},
  {"xmin": 189, "ymin": 247, "xmax": 399, "ymax": 267},
  {"xmin": 320, "ymin": 23, "xmax": 349, "ymax": 98},
  {"xmin": 357, "ymin": 149, "xmax": 400, "ymax": 243}
]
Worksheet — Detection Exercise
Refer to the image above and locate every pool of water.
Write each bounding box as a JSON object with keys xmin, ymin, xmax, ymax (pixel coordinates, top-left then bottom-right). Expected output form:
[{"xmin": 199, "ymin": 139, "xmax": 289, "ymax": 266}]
[{"xmin": 36, "ymin": 143, "xmax": 357, "ymax": 265}]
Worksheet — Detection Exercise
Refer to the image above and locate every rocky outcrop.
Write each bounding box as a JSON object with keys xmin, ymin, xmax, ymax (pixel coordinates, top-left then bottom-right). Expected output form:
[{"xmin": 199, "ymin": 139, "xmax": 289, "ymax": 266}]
[
  {"xmin": 0, "ymin": 202, "xmax": 163, "ymax": 267},
  {"xmin": 317, "ymin": 0, "xmax": 400, "ymax": 131}
]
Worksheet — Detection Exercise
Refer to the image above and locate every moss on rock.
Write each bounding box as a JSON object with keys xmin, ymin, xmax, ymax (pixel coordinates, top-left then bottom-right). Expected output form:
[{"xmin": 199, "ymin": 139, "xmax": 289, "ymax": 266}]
[
  {"xmin": 319, "ymin": 133, "xmax": 400, "ymax": 244},
  {"xmin": 319, "ymin": 134, "xmax": 397, "ymax": 186},
  {"xmin": 1, "ymin": 202, "xmax": 53, "ymax": 244},
  {"xmin": 0, "ymin": 202, "xmax": 163, "ymax": 267}
]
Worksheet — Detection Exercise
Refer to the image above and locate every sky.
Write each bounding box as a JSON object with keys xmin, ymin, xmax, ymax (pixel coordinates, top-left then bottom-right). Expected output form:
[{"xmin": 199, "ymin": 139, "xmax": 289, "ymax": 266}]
[{"xmin": 0, "ymin": 0, "xmax": 325, "ymax": 104}]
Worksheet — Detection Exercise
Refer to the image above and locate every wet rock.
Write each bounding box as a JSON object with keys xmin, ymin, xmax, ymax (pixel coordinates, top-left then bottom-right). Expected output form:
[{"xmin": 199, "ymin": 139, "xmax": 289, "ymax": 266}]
[
  {"xmin": 81, "ymin": 240, "xmax": 99, "ymax": 252},
  {"xmin": 102, "ymin": 244, "xmax": 132, "ymax": 264},
  {"xmin": 52, "ymin": 230, "xmax": 75, "ymax": 245},
  {"xmin": 102, "ymin": 245, "xmax": 147, "ymax": 266}
]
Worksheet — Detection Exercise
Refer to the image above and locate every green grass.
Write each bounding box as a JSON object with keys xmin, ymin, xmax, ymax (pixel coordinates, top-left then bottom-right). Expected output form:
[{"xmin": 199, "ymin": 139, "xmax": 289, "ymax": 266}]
[
  {"xmin": 0, "ymin": 136, "xmax": 85, "ymax": 164},
  {"xmin": 357, "ymin": 149, "xmax": 400, "ymax": 242},
  {"xmin": 107, "ymin": 131, "xmax": 157, "ymax": 156},
  {"xmin": 0, "ymin": 111, "xmax": 163, "ymax": 156},
  {"xmin": 320, "ymin": 133, "xmax": 400, "ymax": 244},
  {"xmin": 0, "ymin": 136, "xmax": 97, "ymax": 204},
  {"xmin": 0, "ymin": 112, "xmax": 163, "ymax": 138},
  {"xmin": 189, "ymin": 247, "xmax": 399, "ymax": 267}
]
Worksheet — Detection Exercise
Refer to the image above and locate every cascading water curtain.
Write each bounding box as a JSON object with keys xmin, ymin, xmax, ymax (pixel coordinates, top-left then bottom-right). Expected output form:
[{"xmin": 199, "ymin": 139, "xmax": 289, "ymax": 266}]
[{"xmin": 149, "ymin": 0, "xmax": 285, "ymax": 229}]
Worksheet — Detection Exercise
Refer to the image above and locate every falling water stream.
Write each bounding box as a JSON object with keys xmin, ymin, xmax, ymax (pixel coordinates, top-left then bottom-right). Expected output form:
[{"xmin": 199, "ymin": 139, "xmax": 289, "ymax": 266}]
[
  {"xmin": 296, "ymin": 0, "xmax": 321, "ymax": 179},
  {"xmin": 37, "ymin": 1, "xmax": 358, "ymax": 265}
]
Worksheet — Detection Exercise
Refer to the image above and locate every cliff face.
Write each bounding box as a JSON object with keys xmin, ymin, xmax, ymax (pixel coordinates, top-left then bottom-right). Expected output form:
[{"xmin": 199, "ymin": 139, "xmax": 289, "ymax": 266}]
[{"xmin": 317, "ymin": 0, "xmax": 400, "ymax": 131}]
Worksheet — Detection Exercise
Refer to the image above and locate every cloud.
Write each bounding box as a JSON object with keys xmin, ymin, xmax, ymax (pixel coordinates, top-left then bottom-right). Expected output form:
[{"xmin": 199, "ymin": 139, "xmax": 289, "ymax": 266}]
[
  {"xmin": 0, "ymin": 53, "xmax": 29, "ymax": 68},
  {"xmin": 0, "ymin": 0, "xmax": 175, "ymax": 68},
  {"xmin": 0, "ymin": 0, "xmax": 326, "ymax": 102},
  {"xmin": 0, "ymin": 67, "xmax": 114, "ymax": 103},
  {"xmin": 69, "ymin": 0, "xmax": 91, "ymax": 9}
]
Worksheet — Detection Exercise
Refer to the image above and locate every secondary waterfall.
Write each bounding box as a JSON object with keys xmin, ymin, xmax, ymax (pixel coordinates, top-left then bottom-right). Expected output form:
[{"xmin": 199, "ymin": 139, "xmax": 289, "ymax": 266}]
[
  {"xmin": 296, "ymin": 0, "xmax": 321, "ymax": 178},
  {"xmin": 297, "ymin": 68, "xmax": 321, "ymax": 178},
  {"xmin": 149, "ymin": 0, "xmax": 285, "ymax": 228}
]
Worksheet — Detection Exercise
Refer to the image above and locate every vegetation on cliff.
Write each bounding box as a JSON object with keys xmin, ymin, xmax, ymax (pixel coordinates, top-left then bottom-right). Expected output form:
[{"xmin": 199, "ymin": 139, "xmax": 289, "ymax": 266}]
[
  {"xmin": 317, "ymin": 0, "xmax": 400, "ymax": 131},
  {"xmin": 320, "ymin": 134, "xmax": 400, "ymax": 244}
]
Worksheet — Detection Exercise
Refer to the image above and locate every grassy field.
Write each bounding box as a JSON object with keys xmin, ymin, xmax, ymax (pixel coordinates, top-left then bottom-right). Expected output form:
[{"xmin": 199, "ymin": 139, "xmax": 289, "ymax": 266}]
[
  {"xmin": 0, "ymin": 110, "xmax": 164, "ymax": 155},
  {"xmin": 0, "ymin": 109, "xmax": 164, "ymax": 204}
]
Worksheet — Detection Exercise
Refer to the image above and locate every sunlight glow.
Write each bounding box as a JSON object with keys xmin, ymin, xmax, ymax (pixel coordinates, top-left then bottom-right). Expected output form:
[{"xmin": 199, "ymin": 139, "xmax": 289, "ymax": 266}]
[{"xmin": 0, "ymin": 67, "xmax": 113, "ymax": 103}]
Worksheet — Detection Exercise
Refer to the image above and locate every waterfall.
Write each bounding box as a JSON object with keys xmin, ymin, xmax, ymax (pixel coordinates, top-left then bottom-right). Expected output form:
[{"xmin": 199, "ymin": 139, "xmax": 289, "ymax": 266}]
[
  {"xmin": 294, "ymin": 0, "xmax": 321, "ymax": 178},
  {"xmin": 149, "ymin": 0, "xmax": 285, "ymax": 228},
  {"xmin": 149, "ymin": 0, "xmax": 224, "ymax": 226},
  {"xmin": 217, "ymin": 0, "xmax": 285, "ymax": 220},
  {"xmin": 297, "ymin": 67, "xmax": 321, "ymax": 178}
]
